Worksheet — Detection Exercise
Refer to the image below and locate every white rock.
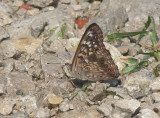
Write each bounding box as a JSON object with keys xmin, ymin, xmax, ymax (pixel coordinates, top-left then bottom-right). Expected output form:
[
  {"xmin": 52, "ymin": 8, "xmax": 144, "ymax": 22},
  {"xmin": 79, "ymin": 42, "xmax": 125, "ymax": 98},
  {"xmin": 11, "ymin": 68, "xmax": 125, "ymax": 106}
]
[
  {"xmin": 72, "ymin": 5, "xmax": 82, "ymax": 11},
  {"xmin": 60, "ymin": 0, "xmax": 71, "ymax": 4},
  {"xmin": 59, "ymin": 100, "xmax": 74, "ymax": 112},
  {"xmin": 112, "ymin": 111, "xmax": 130, "ymax": 118},
  {"xmin": 0, "ymin": 40, "xmax": 16, "ymax": 58},
  {"xmin": 0, "ymin": 84, "xmax": 5, "ymax": 94},
  {"xmin": 115, "ymin": 99, "xmax": 140, "ymax": 113},
  {"xmin": 13, "ymin": 0, "xmax": 24, "ymax": 7},
  {"xmin": 21, "ymin": 95, "xmax": 38, "ymax": 115},
  {"xmin": 138, "ymin": 109, "xmax": 159, "ymax": 118},
  {"xmin": 68, "ymin": 38, "xmax": 80, "ymax": 49},
  {"xmin": 149, "ymin": 77, "xmax": 160, "ymax": 91},
  {"xmin": 97, "ymin": 101, "xmax": 113, "ymax": 117},
  {"xmin": 36, "ymin": 108, "xmax": 50, "ymax": 118},
  {"xmin": 0, "ymin": 26, "xmax": 9, "ymax": 42},
  {"xmin": 58, "ymin": 108, "xmax": 102, "ymax": 118},
  {"xmin": 27, "ymin": 8, "xmax": 40, "ymax": 16},
  {"xmin": 152, "ymin": 92, "xmax": 160, "ymax": 102},
  {"xmin": 0, "ymin": 12, "xmax": 13, "ymax": 26},
  {"xmin": 28, "ymin": 0, "xmax": 50, "ymax": 8},
  {"xmin": 123, "ymin": 69, "xmax": 154, "ymax": 98},
  {"xmin": 0, "ymin": 100, "xmax": 14, "ymax": 115}
]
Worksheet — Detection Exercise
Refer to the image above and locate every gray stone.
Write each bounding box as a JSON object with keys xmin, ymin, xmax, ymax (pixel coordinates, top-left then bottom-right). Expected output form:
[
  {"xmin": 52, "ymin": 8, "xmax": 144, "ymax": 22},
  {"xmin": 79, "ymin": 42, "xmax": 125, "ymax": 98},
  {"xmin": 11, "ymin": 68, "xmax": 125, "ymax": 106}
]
[
  {"xmin": 18, "ymin": 95, "xmax": 38, "ymax": 115},
  {"xmin": 58, "ymin": 107, "xmax": 102, "ymax": 118},
  {"xmin": 97, "ymin": 99, "xmax": 115, "ymax": 117},
  {"xmin": 42, "ymin": 6, "xmax": 55, "ymax": 12},
  {"xmin": 0, "ymin": 40, "xmax": 16, "ymax": 59},
  {"xmin": 0, "ymin": 112, "xmax": 28, "ymax": 118},
  {"xmin": 140, "ymin": 102, "xmax": 160, "ymax": 112},
  {"xmin": 3, "ymin": 59, "xmax": 14, "ymax": 73},
  {"xmin": 72, "ymin": 89, "xmax": 88, "ymax": 102},
  {"xmin": 72, "ymin": 5, "xmax": 83, "ymax": 11},
  {"xmin": 87, "ymin": 82, "xmax": 109, "ymax": 100},
  {"xmin": 137, "ymin": 108, "xmax": 160, "ymax": 118},
  {"xmin": 1, "ymin": 0, "xmax": 160, "ymax": 117},
  {"xmin": 31, "ymin": 18, "xmax": 47, "ymax": 37},
  {"xmin": 12, "ymin": 0, "xmax": 24, "ymax": 8},
  {"xmin": 47, "ymin": 79, "xmax": 74, "ymax": 97},
  {"xmin": 139, "ymin": 35, "xmax": 152, "ymax": 48},
  {"xmin": 27, "ymin": 8, "xmax": 40, "ymax": 16},
  {"xmin": 115, "ymin": 99, "xmax": 140, "ymax": 113},
  {"xmin": 128, "ymin": 44, "xmax": 141, "ymax": 56},
  {"xmin": 50, "ymin": 108, "xmax": 57, "ymax": 117},
  {"xmin": 140, "ymin": 95, "xmax": 153, "ymax": 105},
  {"xmin": 36, "ymin": 108, "xmax": 50, "ymax": 118},
  {"xmin": 16, "ymin": 8, "xmax": 27, "ymax": 19},
  {"xmin": 112, "ymin": 110, "xmax": 131, "ymax": 118},
  {"xmin": 117, "ymin": 46, "xmax": 129, "ymax": 55},
  {"xmin": 0, "ymin": 26, "xmax": 9, "ymax": 42},
  {"xmin": 0, "ymin": 2, "xmax": 13, "ymax": 26},
  {"xmin": 0, "ymin": 84, "xmax": 5, "ymax": 95},
  {"xmin": 0, "ymin": 74, "xmax": 7, "ymax": 92},
  {"xmin": 152, "ymin": 93, "xmax": 160, "ymax": 102},
  {"xmin": 90, "ymin": 2, "xmax": 100, "ymax": 10},
  {"xmin": 41, "ymin": 54, "xmax": 63, "ymax": 79},
  {"xmin": 59, "ymin": 99, "xmax": 74, "ymax": 112},
  {"xmin": 108, "ymin": 87, "xmax": 131, "ymax": 99},
  {"xmin": 79, "ymin": 2, "xmax": 90, "ymax": 10},
  {"xmin": 122, "ymin": 0, "xmax": 160, "ymax": 31},
  {"xmin": 14, "ymin": 59, "xmax": 27, "ymax": 72},
  {"xmin": 121, "ymin": 38, "xmax": 131, "ymax": 44},
  {"xmin": 60, "ymin": 0, "xmax": 71, "ymax": 4},
  {"xmin": 123, "ymin": 69, "xmax": 154, "ymax": 98},
  {"xmin": 150, "ymin": 77, "xmax": 160, "ymax": 91},
  {"xmin": 27, "ymin": 0, "xmax": 51, "ymax": 8},
  {"xmin": 8, "ymin": 10, "xmax": 73, "ymax": 40},
  {"xmin": 5, "ymin": 72, "xmax": 35, "ymax": 97},
  {"xmin": 0, "ymin": 99, "xmax": 15, "ymax": 115},
  {"xmin": 70, "ymin": 100, "xmax": 89, "ymax": 111},
  {"xmin": 76, "ymin": 0, "xmax": 89, "ymax": 3},
  {"xmin": 91, "ymin": 6, "xmax": 128, "ymax": 34},
  {"xmin": 0, "ymin": 2, "xmax": 13, "ymax": 14},
  {"xmin": 8, "ymin": 12, "xmax": 48, "ymax": 40},
  {"xmin": 8, "ymin": 19, "xmax": 34, "ymax": 40}
]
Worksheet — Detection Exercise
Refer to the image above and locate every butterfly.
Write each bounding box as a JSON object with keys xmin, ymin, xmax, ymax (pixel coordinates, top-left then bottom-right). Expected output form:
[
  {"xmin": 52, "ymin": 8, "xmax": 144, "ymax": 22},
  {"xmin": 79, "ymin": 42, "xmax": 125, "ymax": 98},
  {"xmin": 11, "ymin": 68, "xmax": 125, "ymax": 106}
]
[{"xmin": 71, "ymin": 23, "xmax": 119, "ymax": 81}]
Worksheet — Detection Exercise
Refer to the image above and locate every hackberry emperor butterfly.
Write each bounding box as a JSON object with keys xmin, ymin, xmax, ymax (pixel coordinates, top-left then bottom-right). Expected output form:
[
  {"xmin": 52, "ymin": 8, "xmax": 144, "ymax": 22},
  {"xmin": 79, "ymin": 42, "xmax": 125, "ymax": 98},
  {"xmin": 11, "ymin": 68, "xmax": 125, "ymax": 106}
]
[{"xmin": 71, "ymin": 23, "xmax": 119, "ymax": 81}]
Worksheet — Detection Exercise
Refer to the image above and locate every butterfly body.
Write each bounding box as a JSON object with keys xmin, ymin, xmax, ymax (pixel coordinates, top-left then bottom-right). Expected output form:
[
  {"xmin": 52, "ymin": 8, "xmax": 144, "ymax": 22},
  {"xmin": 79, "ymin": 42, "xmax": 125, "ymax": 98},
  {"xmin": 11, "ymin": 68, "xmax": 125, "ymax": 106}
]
[{"xmin": 71, "ymin": 23, "xmax": 119, "ymax": 81}]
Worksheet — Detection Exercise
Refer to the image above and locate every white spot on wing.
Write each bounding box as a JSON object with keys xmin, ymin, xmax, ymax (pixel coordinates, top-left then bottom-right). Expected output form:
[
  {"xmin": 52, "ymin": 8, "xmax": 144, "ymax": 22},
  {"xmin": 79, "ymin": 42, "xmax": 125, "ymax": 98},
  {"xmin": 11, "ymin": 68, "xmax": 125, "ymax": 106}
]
[
  {"xmin": 93, "ymin": 62, "xmax": 98, "ymax": 64},
  {"xmin": 87, "ymin": 31, "xmax": 93, "ymax": 35},
  {"xmin": 86, "ymin": 41, "xmax": 90, "ymax": 45},
  {"xmin": 88, "ymin": 44, "xmax": 91, "ymax": 47},
  {"xmin": 94, "ymin": 45, "xmax": 97, "ymax": 48},
  {"xmin": 89, "ymin": 33, "xmax": 93, "ymax": 37},
  {"xmin": 85, "ymin": 59, "xmax": 89, "ymax": 63}
]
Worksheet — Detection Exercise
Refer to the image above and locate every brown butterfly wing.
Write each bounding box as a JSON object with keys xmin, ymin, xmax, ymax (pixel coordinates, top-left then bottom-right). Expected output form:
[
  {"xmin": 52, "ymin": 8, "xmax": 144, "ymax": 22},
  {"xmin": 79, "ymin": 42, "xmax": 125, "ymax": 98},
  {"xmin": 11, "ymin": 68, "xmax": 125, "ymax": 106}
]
[{"xmin": 71, "ymin": 23, "xmax": 119, "ymax": 81}]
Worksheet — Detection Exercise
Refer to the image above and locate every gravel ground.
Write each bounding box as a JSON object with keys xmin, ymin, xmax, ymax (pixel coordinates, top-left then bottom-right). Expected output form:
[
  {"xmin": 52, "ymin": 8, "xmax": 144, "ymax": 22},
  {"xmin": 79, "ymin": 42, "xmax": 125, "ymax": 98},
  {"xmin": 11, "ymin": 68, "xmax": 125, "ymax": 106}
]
[{"xmin": 0, "ymin": 0, "xmax": 160, "ymax": 118}]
